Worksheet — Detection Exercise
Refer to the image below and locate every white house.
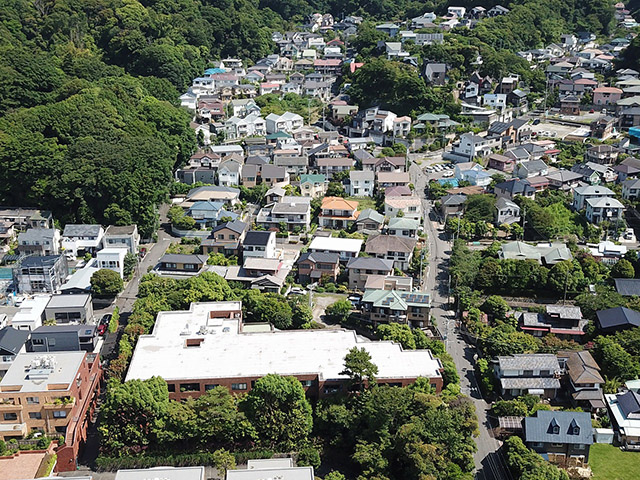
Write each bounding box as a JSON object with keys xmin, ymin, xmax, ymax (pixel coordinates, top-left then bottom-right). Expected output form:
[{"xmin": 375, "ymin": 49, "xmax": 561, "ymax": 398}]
[
  {"xmin": 349, "ymin": 171, "xmax": 375, "ymax": 197},
  {"xmin": 585, "ymin": 197, "xmax": 625, "ymax": 224},
  {"xmin": 96, "ymin": 248, "xmax": 127, "ymax": 278},
  {"xmin": 265, "ymin": 112, "xmax": 304, "ymax": 134},
  {"xmin": 384, "ymin": 195, "xmax": 422, "ymax": 220},
  {"xmin": 61, "ymin": 224, "xmax": 104, "ymax": 257},
  {"xmin": 218, "ymin": 159, "xmax": 242, "ymax": 187},
  {"xmin": 243, "ymin": 231, "xmax": 277, "ymax": 259},
  {"xmin": 484, "ymin": 93, "xmax": 508, "ymax": 110},
  {"xmin": 224, "ymin": 113, "xmax": 266, "ymax": 139},
  {"xmin": 572, "ymin": 185, "xmax": 614, "ymax": 210},
  {"xmin": 447, "ymin": 6, "xmax": 466, "ymax": 17},
  {"xmin": 451, "ymin": 133, "xmax": 494, "ymax": 161}
]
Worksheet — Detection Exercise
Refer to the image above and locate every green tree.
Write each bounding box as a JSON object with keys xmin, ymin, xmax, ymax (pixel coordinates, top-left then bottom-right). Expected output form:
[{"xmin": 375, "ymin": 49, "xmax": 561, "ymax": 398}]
[
  {"xmin": 212, "ymin": 449, "xmax": 236, "ymax": 477},
  {"xmin": 325, "ymin": 299, "xmax": 352, "ymax": 323},
  {"xmin": 240, "ymin": 374, "xmax": 312, "ymax": 450},
  {"xmin": 342, "ymin": 347, "xmax": 379, "ymax": 390},
  {"xmin": 123, "ymin": 252, "xmax": 137, "ymax": 278},
  {"xmin": 481, "ymin": 295, "xmax": 510, "ymax": 321},
  {"xmin": 376, "ymin": 323, "xmax": 416, "ymax": 349},
  {"xmin": 611, "ymin": 259, "xmax": 635, "ymax": 279},
  {"xmin": 91, "ymin": 269, "xmax": 124, "ymax": 296},
  {"xmin": 592, "ymin": 336, "xmax": 640, "ymax": 381},
  {"xmin": 99, "ymin": 377, "xmax": 170, "ymax": 454}
]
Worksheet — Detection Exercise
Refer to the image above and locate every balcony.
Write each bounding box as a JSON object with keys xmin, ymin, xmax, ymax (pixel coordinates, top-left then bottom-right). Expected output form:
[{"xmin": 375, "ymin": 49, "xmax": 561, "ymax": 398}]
[
  {"xmin": 44, "ymin": 397, "xmax": 75, "ymax": 410},
  {"xmin": 0, "ymin": 422, "xmax": 27, "ymax": 436}
]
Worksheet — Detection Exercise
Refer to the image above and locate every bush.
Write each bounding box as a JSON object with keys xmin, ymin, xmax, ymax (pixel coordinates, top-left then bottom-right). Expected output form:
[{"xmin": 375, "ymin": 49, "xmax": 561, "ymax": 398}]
[
  {"xmin": 324, "ymin": 299, "xmax": 352, "ymax": 323},
  {"xmin": 297, "ymin": 446, "xmax": 321, "ymax": 468},
  {"xmin": 108, "ymin": 307, "xmax": 119, "ymax": 334}
]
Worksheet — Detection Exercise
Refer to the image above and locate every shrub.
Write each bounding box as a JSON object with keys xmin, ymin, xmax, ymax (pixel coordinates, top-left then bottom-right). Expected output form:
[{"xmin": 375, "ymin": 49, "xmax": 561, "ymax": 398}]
[
  {"xmin": 108, "ymin": 307, "xmax": 119, "ymax": 334},
  {"xmin": 297, "ymin": 446, "xmax": 321, "ymax": 468},
  {"xmin": 91, "ymin": 269, "xmax": 124, "ymax": 296}
]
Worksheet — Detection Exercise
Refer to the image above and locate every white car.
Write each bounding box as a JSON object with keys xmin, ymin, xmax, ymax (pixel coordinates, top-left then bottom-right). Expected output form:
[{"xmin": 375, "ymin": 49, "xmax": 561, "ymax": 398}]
[
  {"xmin": 442, "ymin": 170, "xmax": 454, "ymax": 178},
  {"xmin": 289, "ymin": 287, "xmax": 306, "ymax": 295}
]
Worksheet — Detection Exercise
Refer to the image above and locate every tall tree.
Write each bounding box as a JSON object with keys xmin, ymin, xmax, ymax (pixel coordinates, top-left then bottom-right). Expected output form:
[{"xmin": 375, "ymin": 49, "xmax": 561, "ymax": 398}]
[{"xmin": 342, "ymin": 347, "xmax": 379, "ymax": 390}]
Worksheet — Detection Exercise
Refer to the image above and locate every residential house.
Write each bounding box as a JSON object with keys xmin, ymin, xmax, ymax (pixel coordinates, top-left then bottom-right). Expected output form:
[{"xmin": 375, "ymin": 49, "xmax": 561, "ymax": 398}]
[
  {"xmin": 605, "ymin": 390, "xmax": 640, "ymax": 449},
  {"xmin": 299, "ymin": 174, "xmax": 327, "ymax": 198},
  {"xmin": 28, "ymin": 324, "xmax": 97, "ymax": 353},
  {"xmin": 0, "ymin": 208, "xmax": 53, "ymax": 230},
  {"xmin": 614, "ymin": 157, "xmax": 640, "ymax": 181},
  {"xmin": 376, "ymin": 23, "xmax": 400, "ymax": 37},
  {"xmin": 364, "ymin": 275, "xmax": 412, "ymax": 291},
  {"xmin": 572, "ymin": 185, "xmax": 614, "ymax": 210},
  {"xmin": 14, "ymin": 255, "xmax": 68, "ymax": 294},
  {"xmin": 595, "ymin": 306, "xmax": 640, "ymax": 333},
  {"xmin": 319, "ymin": 197, "xmax": 359, "ymax": 229},
  {"xmin": 384, "ymin": 196, "xmax": 422, "ymax": 220},
  {"xmin": 585, "ymin": 197, "xmax": 624, "ymax": 224},
  {"xmin": 11, "ymin": 295, "xmax": 49, "ymax": 331},
  {"xmin": 103, "ymin": 225, "xmax": 139, "ymax": 255},
  {"xmin": 499, "ymin": 241, "xmax": 572, "ymax": 265},
  {"xmin": 231, "ymin": 99, "xmax": 260, "ymax": 118},
  {"xmin": 440, "ymin": 194, "xmax": 467, "ymax": 219},
  {"xmin": 264, "ymin": 186, "xmax": 285, "ymax": 204},
  {"xmin": 201, "ymin": 220, "xmax": 247, "ymax": 257},
  {"xmin": 218, "ymin": 158, "xmax": 243, "ymax": 187},
  {"xmin": 349, "ymin": 171, "xmax": 375, "ymax": 197},
  {"xmin": 0, "ymin": 327, "xmax": 28, "ymax": 378},
  {"xmin": 274, "ymin": 156, "xmax": 308, "ymax": 176},
  {"xmin": 157, "ymin": 254, "xmax": 207, "ymax": 275},
  {"xmin": 360, "ymin": 289, "xmax": 431, "ymax": 328},
  {"xmin": 546, "ymin": 170, "xmax": 582, "ymax": 191},
  {"xmin": 593, "ymin": 86, "xmax": 623, "ymax": 105},
  {"xmin": 621, "ymin": 178, "xmax": 640, "ymax": 200},
  {"xmin": 96, "ymin": 248, "xmax": 127, "ymax": 278},
  {"xmin": 260, "ymin": 165, "xmax": 290, "ymax": 188},
  {"xmin": 61, "ymin": 225, "xmax": 104, "ymax": 257},
  {"xmin": 560, "ymin": 95, "xmax": 580, "ymax": 115},
  {"xmin": 494, "ymin": 354, "xmax": 561, "ymax": 397},
  {"xmin": 586, "ymin": 144, "xmax": 619, "ymax": 165},
  {"xmin": 44, "ymin": 294, "xmax": 93, "ymax": 325},
  {"xmin": 515, "ymin": 160, "xmax": 549, "ymax": 179},
  {"xmin": 187, "ymin": 201, "xmax": 238, "ymax": 230},
  {"xmin": 495, "ymin": 197, "xmax": 521, "ymax": 225},
  {"xmin": 590, "ymin": 116, "xmax": 616, "ymax": 139},
  {"xmin": 376, "ymin": 172, "xmax": 410, "ymax": 189},
  {"xmin": 519, "ymin": 305, "xmax": 587, "ymax": 340},
  {"xmin": 316, "ymin": 157, "xmax": 355, "ymax": 178},
  {"xmin": 243, "ymin": 231, "xmax": 277, "ymax": 259},
  {"xmin": 558, "ymin": 350, "xmax": 605, "ymax": 411},
  {"xmin": 0, "ymin": 351, "xmax": 102, "ymax": 470},
  {"xmin": 365, "ymin": 234, "xmax": 416, "ymax": 270},
  {"xmin": 524, "ymin": 411, "xmax": 593, "ymax": 467},
  {"xmin": 241, "ymin": 164, "xmax": 259, "ymax": 188},
  {"xmin": 256, "ymin": 198, "xmax": 311, "ymax": 232},
  {"xmin": 355, "ymin": 209, "xmax": 385, "ymax": 233},
  {"xmin": 347, "ymin": 257, "xmax": 394, "ymax": 291},
  {"xmin": 488, "ymin": 154, "xmax": 516, "ymax": 173},
  {"xmin": 309, "ymin": 236, "xmax": 362, "ymax": 263},
  {"xmin": 265, "ymin": 112, "xmax": 304, "ymax": 134},
  {"xmin": 494, "ymin": 179, "xmax": 536, "ymax": 200},
  {"xmin": 17, "ymin": 228, "xmax": 60, "ymax": 256},
  {"xmin": 297, "ymin": 252, "xmax": 341, "ymax": 284},
  {"xmin": 386, "ymin": 217, "xmax": 420, "ymax": 238},
  {"xmin": 449, "ymin": 132, "xmax": 494, "ymax": 161},
  {"xmin": 186, "ymin": 185, "xmax": 241, "ymax": 206},
  {"xmin": 425, "ymin": 63, "xmax": 447, "ymax": 85},
  {"xmin": 614, "ymin": 278, "xmax": 640, "ymax": 297}
]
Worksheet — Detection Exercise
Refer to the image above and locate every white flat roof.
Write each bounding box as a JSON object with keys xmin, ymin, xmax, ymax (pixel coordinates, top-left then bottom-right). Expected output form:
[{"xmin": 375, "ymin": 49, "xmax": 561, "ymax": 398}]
[
  {"xmin": 11, "ymin": 295, "xmax": 51, "ymax": 326},
  {"xmin": 125, "ymin": 302, "xmax": 442, "ymax": 383},
  {"xmin": 309, "ymin": 236, "xmax": 363, "ymax": 253},
  {"xmin": 115, "ymin": 467, "xmax": 205, "ymax": 480},
  {"xmin": 0, "ymin": 352, "xmax": 85, "ymax": 393},
  {"xmin": 228, "ymin": 466, "xmax": 313, "ymax": 480}
]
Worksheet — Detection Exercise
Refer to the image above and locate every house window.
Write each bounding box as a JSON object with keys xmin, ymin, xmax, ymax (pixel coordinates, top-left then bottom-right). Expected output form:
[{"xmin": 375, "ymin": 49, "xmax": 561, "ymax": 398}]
[
  {"xmin": 52, "ymin": 410, "xmax": 67, "ymax": 418},
  {"xmin": 3, "ymin": 413, "xmax": 17, "ymax": 421},
  {"xmin": 551, "ymin": 443, "xmax": 563, "ymax": 448},
  {"xmin": 26, "ymin": 397, "xmax": 39, "ymax": 404},
  {"xmin": 205, "ymin": 384, "xmax": 220, "ymax": 391},
  {"xmin": 179, "ymin": 383, "xmax": 200, "ymax": 392},
  {"xmin": 300, "ymin": 380, "xmax": 315, "ymax": 387},
  {"xmin": 31, "ymin": 338, "xmax": 45, "ymax": 346},
  {"xmin": 231, "ymin": 383, "xmax": 247, "ymax": 391},
  {"xmin": 167, "ymin": 384, "xmax": 176, "ymax": 392},
  {"xmin": 29, "ymin": 412, "xmax": 42, "ymax": 419}
]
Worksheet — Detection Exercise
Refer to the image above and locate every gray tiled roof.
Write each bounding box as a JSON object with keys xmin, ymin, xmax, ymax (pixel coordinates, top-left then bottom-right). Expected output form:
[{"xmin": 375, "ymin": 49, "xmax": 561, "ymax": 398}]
[
  {"xmin": 498, "ymin": 354, "xmax": 560, "ymax": 371},
  {"xmin": 62, "ymin": 224, "xmax": 102, "ymax": 237},
  {"xmin": 346, "ymin": 257, "xmax": 394, "ymax": 271},
  {"xmin": 524, "ymin": 410, "xmax": 593, "ymax": 445},
  {"xmin": 500, "ymin": 377, "xmax": 561, "ymax": 389}
]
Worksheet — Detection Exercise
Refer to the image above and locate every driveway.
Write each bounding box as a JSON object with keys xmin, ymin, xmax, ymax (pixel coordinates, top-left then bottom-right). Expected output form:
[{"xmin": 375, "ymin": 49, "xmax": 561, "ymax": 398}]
[{"xmin": 311, "ymin": 292, "xmax": 346, "ymax": 327}]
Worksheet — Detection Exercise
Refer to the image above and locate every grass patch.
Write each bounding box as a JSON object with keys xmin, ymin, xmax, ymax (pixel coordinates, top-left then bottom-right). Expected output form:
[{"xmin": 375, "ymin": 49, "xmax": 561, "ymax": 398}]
[
  {"xmin": 590, "ymin": 443, "xmax": 639, "ymax": 480},
  {"xmin": 345, "ymin": 196, "xmax": 377, "ymax": 211}
]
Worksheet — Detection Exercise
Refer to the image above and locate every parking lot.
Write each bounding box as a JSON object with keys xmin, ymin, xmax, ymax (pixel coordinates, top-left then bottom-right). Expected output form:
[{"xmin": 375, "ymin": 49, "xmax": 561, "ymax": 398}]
[
  {"xmin": 530, "ymin": 121, "xmax": 589, "ymax": 140},
  {"xmin": 424, "ymin": 162, "xmax": 455, "ymax": 178}
]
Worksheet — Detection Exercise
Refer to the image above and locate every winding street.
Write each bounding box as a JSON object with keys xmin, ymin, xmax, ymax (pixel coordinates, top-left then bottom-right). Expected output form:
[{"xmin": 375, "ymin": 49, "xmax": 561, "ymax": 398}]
[{"xmin": 409, "ymin": 160, "xmax": 513, "ymax": 480}]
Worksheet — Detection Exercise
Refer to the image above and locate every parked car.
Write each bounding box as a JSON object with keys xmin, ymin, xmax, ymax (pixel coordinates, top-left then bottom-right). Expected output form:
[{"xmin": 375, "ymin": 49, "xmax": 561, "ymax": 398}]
[
  {"xmin": 289, "ymin": 287, "xmax": 306, "ymax": 295},
  {"xmin": 443, "ymin": 170, "xmax": 454, "ymax": 178},
  {"xmin": 532, "ymin": 119, "xmax": 540, "ymax": 125},
  {"xmin": 97, "ymin": 323, "xmax": 107, "ymax": 336}
]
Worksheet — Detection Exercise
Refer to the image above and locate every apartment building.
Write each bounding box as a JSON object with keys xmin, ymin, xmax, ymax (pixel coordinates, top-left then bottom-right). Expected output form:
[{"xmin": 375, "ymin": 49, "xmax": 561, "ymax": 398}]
[
  {"xmin": 125, "ymin": 302, "xmax": 444, "ymax": 398},
  {"xmin": 0, "ymin": 352, "xmax": 102, "ymax": 470}
]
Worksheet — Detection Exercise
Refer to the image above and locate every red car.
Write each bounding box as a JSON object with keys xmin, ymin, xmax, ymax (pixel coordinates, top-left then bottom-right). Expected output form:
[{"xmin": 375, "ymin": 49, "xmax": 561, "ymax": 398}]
[{"xmin": 98, "ymin": 324, "xmax": 107, "ymax": 336}]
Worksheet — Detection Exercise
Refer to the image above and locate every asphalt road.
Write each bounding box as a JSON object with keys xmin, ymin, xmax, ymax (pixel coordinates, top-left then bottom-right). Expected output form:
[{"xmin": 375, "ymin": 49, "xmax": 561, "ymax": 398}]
[{"xmin": 409, "ymin": 161, "xmax": 513, "ymax": 480}]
